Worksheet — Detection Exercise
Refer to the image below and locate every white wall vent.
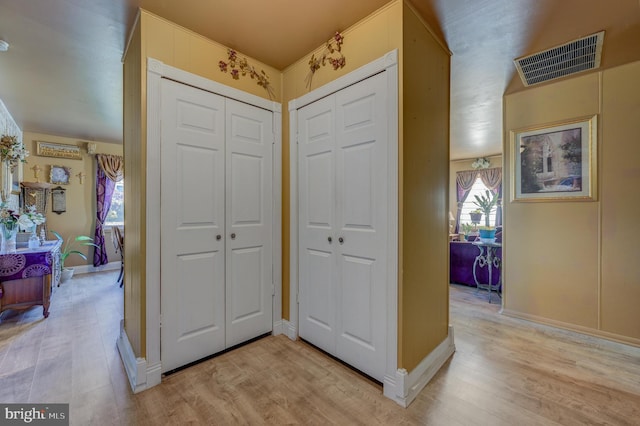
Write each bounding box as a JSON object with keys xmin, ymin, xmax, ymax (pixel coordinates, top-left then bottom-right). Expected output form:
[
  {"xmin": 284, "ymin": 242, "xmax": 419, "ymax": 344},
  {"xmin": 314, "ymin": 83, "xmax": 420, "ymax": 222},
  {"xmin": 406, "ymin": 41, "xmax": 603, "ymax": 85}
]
[{"xmin": 514, "ymin": 31, "xmax": 605, "ymax": 86}]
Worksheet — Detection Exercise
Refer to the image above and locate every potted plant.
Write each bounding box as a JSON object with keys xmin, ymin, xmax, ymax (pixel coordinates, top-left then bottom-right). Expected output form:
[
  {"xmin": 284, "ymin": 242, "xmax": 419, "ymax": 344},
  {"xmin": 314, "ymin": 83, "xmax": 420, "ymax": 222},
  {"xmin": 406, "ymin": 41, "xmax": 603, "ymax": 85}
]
[
  {"xmin": 469, "ymin": 209, "xmax": 483, "ymax": 224},
  {"xmin": 460, "ymin": 223, "xmax": 476, "ymax": 241},
  {"xmin": 51, "ymin": 231, "xmax": 98, "ymax": 283},
  {"xmin": 473, "ymin": 190, "xmax": 499, "ymax": 227}
]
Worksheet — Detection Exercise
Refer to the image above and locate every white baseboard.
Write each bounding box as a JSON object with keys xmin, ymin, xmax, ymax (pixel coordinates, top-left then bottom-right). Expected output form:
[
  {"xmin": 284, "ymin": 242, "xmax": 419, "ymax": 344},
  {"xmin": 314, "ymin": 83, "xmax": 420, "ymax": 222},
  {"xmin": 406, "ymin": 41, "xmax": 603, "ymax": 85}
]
[
  {"xmin": 282, "ymin": 320, "xmax": 297, "ymax": 341},
  {"xmin": 73, "ymin": 261, "xmax": 121, "ymax": 275},
  {"xmin": 273, "ymin": 319, "xmax": 284, "ymax": 336},
  {"xmin": 116, "ymin": 320, "xmax": 161, "ymax": 393},
  {"xmin": 384, "ymin": 325, "xmax": 456, "ymax": 407}
]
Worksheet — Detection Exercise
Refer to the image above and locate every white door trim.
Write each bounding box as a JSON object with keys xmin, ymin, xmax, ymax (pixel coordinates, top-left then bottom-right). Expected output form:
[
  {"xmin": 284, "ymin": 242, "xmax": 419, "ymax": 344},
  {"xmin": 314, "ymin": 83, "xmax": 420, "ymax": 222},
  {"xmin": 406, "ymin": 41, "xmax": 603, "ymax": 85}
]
[
  {"xmin": 138, "ymin": 58, "xmax": 282, "ymax": 388},
  {"xmin": 288, "ymin": 49, "xmax": 399, "ymax": 393}
]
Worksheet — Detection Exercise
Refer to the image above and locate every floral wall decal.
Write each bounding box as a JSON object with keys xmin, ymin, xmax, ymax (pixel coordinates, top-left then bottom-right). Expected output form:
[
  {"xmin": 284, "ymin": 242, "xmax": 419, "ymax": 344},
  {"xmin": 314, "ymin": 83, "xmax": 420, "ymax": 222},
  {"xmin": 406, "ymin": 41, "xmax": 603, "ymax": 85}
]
[
  {"xmin": 219, "ymin": 49, "xmax": 275, "ymax": 99},
  {"xmin": 305, "ymin": 32, "xmax": 346, "ymax": 89}
]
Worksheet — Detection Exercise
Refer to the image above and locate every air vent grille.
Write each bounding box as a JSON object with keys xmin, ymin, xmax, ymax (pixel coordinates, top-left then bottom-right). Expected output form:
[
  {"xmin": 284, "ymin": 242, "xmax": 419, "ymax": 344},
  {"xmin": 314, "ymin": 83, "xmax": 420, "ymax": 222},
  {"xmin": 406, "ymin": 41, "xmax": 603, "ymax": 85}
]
[{"xmin": 514, "ymin": 31, "xmax": 604, "ymax": 86}]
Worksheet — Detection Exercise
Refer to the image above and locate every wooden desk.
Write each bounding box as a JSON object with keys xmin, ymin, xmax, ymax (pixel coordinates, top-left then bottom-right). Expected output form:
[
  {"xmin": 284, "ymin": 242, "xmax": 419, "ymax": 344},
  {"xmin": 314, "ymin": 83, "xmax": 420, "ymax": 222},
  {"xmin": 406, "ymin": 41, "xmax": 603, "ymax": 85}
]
[{"xmin": 0, "ymin": 240, "xmax": 62, "ymax": 318}]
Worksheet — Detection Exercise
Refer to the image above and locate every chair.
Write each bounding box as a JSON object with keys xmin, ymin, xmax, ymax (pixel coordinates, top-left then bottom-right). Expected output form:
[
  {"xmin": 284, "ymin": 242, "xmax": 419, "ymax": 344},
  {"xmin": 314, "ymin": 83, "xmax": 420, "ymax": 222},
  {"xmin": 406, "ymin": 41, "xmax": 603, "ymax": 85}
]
[{"xmin": 112, "ymin": 226, "xmax": 124, "ymax": 287}]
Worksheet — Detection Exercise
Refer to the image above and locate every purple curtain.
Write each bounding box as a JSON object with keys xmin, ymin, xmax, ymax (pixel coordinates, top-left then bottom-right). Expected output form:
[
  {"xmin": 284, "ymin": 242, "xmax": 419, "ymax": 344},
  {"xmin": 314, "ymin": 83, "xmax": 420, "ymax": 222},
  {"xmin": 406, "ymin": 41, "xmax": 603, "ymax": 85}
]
[
  {"xmin": 455, "ymin": 170, "xmax": 478, "ymax": 233},
  {"xmin": 93, "ymin": 162, "xmax": 116, "ymax": 266}
]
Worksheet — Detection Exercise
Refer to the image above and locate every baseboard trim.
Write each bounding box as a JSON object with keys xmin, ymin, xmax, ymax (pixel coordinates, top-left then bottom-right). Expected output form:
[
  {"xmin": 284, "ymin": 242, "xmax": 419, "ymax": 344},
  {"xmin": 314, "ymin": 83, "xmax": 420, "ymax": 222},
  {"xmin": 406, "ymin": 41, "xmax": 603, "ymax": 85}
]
[
  {"xmin": 282, "ymin": 320, "xmax": 297, "ymax": 341},
  {"xmin": 273, "ymin": 319, "xmax": 284, "ymax": 336},
  {"xmin": 117, "ymin": 320, "xmax": 151, "ymax": 394},
  {"xmin": 384, "ymin": 325, "xmax": 456, "ymax": 407},
  {"xmin": 501, "ymin": 309, "xmax": 640, "ymax": 348},
  {"xmin": 73, "ymin": 261, "xmax": 121, "ymax": 275}
]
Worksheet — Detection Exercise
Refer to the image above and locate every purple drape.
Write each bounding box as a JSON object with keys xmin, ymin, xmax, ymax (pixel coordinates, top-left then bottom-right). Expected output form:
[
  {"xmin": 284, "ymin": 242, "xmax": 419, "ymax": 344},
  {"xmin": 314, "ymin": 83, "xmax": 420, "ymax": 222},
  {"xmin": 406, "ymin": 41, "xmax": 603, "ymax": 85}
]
[
  {"xmin": 455, "ymin": 170, "xmax": 477, "ymax": 233},
  {"xmin": 93, "ymin": 162, "xmax": 116, "ymax": 266}
]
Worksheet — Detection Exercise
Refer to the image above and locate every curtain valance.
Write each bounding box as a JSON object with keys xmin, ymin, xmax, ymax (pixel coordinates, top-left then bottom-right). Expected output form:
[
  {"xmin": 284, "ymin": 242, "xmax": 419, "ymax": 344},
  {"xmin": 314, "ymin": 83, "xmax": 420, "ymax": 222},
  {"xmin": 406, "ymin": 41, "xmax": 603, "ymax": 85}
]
[{"xmin": 97, "ymin": 154, "xmax": 124, "ymax": 182}]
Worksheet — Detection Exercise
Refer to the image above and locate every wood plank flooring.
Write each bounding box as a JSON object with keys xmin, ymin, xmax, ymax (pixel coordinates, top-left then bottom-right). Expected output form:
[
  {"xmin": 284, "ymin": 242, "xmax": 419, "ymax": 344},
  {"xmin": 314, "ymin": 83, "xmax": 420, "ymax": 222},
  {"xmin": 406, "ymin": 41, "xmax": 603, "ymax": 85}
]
[{"xmin": 1, "ymin": 273, "xmax": 639, "ymax": 425}]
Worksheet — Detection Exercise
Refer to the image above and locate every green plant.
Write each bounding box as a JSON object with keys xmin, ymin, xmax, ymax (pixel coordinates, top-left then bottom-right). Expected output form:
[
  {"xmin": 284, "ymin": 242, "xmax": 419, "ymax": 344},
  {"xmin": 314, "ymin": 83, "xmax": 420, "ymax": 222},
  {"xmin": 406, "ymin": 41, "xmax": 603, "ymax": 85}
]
[
  {"xmin": 460, "ymin": 223, "xmax": 474, "ymax": 234},
  {"xmin": 473, "ymin": 190, "xmax": 499, "ymax": 227},
  {"xmin": 51, "ymin": 231, "xmax": 98, "ymax": 270}
]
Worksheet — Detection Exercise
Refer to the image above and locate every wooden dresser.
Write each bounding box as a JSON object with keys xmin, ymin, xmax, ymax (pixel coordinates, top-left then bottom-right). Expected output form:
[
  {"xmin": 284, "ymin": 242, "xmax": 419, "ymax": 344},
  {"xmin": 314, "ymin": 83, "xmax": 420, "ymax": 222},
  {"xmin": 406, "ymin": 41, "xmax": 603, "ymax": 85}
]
[{"xmin": 0, "ymin": 240, "xmax": 62, "ymax": 318}]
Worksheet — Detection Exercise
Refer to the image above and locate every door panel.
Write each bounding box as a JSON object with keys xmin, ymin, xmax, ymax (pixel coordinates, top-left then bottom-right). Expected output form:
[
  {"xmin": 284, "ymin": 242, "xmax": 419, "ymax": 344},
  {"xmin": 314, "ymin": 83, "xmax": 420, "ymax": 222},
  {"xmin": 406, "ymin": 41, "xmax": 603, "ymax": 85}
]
[
  {"xmin": 297, "ymin": 96, "xmax": 337, "ymax": 352},
  {"xmin": 298, "ymin": 74, "xmax": 388, "ymax": 380},
  {"xmin": 225, "ymin": 98, "xmax": 273, "ymax": 348},
  {"xmin": 161, "ymin": 79, "xmax": 226, "ymax": 372},
  {"xmin": 334, "ymin": 72, "xmax": 388, "ymax": 381}
]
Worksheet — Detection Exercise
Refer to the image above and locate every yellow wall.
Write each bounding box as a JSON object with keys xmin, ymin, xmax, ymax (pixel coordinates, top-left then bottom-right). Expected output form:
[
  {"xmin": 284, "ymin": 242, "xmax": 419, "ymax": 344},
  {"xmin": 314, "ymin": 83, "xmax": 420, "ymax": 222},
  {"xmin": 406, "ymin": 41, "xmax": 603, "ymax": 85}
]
[
  {"xmin": 123, "ymin": 18, "xmax": 144, "ymax": 356},
  {"xmin": 125, "ymin": 1, "xmax": 453, "ymax": 371},
  {"xmin": 21, "ymin": 132, "xmax": 122, "ymax": 266},
  {"xmin": 449, "ymin": 154, "xmax": 502, "ymax": 226},
  {"xmin": 122, "ymin": 10, "xmax": 284, "ymax": 357},
  {"xmin": 399, "ymin": 2, "xmax": 450, "ymax": 371},
  {"xmin": 281, "ymin": 0, "xmax": 403, "ymax": 320},
  {"xmin": 503, "ymin": 61, "xmax": 640, "ymax": 345},
  {"xmin": 141, "ymin": 11, "xmax": 282, "ymax": 102}
]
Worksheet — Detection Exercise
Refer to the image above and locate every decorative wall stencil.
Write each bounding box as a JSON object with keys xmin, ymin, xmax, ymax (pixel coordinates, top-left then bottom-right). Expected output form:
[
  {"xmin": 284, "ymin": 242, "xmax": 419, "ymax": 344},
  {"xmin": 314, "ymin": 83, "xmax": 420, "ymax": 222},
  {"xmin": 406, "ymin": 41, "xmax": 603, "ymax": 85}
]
[
  {"xmin": 218, "ymin": 49, "xmax": 274, "ymax": 99},
  {"xmin": 306, "ymin": 32, "xmax": 346, "ymax": 89},
  {"xmin": 36, "ymin": 141, "xmax": 82, "ymax": 160}
]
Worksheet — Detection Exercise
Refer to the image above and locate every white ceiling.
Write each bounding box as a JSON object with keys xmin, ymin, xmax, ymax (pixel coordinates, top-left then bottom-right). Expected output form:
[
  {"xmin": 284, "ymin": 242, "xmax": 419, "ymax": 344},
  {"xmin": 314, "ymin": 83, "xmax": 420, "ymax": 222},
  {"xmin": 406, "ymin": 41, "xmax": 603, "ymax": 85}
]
[{"xmin": 0, "ymin": 0, "xmax": 638, "ymax": 159}]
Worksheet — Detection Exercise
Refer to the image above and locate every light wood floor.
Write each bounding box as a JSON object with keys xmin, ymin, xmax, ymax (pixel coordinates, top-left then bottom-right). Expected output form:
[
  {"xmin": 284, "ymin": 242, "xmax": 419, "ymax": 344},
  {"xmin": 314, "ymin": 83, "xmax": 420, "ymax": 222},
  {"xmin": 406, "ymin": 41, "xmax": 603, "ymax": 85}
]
[{"xmin": 1, "ymin": 273, "xmax": 639, "ymax": 425}]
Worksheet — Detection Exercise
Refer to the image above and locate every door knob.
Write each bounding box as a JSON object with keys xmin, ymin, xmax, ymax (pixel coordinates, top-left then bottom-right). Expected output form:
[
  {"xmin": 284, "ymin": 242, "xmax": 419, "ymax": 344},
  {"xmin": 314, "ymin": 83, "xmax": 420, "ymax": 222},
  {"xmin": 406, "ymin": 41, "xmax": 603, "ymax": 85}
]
[
  {"xmin": 230, "ymin": 233, "xmax": 236, "ymax": 240},
  {"xmin": 338, "ymin": 237, "xmax": 344, "ymax": 244},
  {"xmin": 216, "ymin": 235, "xmax": 222, "ymax": 241},
  {"xmin": 328, "ymin": 236, "xmax": 332, "ymax": 243}
]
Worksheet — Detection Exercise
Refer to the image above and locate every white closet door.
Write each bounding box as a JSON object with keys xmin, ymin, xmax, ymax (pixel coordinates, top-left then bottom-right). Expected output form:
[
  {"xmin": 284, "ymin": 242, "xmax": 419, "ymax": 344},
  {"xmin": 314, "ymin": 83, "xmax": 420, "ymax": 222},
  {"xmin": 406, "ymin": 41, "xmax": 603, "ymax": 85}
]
[
  {"xmin": 225, "ymin": 98, "xmax": 274, "ymax": 347},
  {"xmin": 297, "ymin": 72, "xmax": 388, "ymax": 381},
  {"xmin": 297, "ymin": 95, "xmax": 337, "ymax": 353},
  {"xmin": 334, "ymin": 72, "xmax": 388, "ymax": 381},
  {"xmin": 160, "ymin": 79, "xmax": 226, "ymax": 372}
]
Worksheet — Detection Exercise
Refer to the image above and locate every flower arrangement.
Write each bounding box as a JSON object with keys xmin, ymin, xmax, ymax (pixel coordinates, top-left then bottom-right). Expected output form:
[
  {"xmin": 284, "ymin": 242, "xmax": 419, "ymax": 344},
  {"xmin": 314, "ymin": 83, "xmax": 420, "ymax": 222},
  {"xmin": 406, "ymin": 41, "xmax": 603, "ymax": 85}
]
[
  {"xmin": 0, "ymin": 204, "xmax": 45, "ymax": 231},
  {"xmin": 471, "ymin": 157, "xmax": 491, "ymax": 169},
  {"xmin": 18, "ymin": 205, "xmax": 46, "ymax": 230},
  {"xmin": 0, "ymin": 134, "xmax": 29, "ymax": 170},
  {"xmin": 219, "ymin": 49, "xmax": 275, "ymax": 99},
  {"xmin": 0, "ymin": 203, "xmax": 20, "ymax": 229},
  {"xmin": 305, "ymin": 32, "xmax": 346, "ymax": 89}
]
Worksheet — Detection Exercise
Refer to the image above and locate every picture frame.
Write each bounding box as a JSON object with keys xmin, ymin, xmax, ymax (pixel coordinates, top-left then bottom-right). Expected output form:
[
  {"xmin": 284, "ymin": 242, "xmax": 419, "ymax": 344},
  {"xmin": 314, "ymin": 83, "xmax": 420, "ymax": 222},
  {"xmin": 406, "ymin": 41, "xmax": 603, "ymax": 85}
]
[
  {"xmin": 36, "ymin": 141, "xmax": 82, "ymax": 160},
  {"xmin": 510, "ymin": 115, "xmax": 597, "ymax": 202},
  {"xmin": 50, "ymin": 165, "xmax": 71, "ymax": 185},
  {"xmin": 51, "ymin": 186, "xmax": 66, "ymax": 214}
]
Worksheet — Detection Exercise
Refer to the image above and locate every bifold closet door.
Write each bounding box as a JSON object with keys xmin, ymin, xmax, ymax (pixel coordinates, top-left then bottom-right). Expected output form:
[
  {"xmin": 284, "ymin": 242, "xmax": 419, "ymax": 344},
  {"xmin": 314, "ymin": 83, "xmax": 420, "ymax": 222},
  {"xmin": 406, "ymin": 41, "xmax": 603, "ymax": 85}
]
[
  {"xmin": 160, "ymin": 80, "xmax": 273, "ymax": 372},
  {"xmin": 160, "ymin": 79, "xmax": 227, "ymax": 372},
  {"xmin": 298, "ymin": 72, "xmax": 388, "ymax": 381},
  {"xmin": 224, "ymin": 98, "xmax": 273, "ymax": 348}
]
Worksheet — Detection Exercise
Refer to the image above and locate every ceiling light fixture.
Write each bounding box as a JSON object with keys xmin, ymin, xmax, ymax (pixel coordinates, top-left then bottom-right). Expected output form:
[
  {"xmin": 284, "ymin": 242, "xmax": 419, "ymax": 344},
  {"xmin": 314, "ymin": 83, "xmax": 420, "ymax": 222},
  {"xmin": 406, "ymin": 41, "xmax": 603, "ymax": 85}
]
[{"xmin": 0, "ymin": 40, "xmax": 9, "ymax": 52}]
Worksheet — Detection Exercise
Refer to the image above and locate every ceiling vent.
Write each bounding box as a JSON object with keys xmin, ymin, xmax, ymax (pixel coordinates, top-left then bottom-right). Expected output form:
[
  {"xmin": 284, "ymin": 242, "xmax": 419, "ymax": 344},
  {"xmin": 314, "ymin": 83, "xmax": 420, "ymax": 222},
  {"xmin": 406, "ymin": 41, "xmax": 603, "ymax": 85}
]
[{"xmin": 514, "ymin": 31, "xmax": 605, "ymax": 86}]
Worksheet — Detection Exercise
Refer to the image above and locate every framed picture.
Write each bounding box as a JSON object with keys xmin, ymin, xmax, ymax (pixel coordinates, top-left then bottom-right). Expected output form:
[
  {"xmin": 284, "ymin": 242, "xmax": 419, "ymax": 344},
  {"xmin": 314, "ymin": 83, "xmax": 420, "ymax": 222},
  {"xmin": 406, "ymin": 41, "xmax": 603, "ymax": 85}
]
[
  {"xmin": 51, "ymin": 186, "xmax": 66, "ymax": 214},
  {"xmin": 36, "ymin": 141, "xmax": 82, "ymax": 160},
  {"xmin": 510, "ymin": 115, "xmax": 597, "ymax": 202},
  {"xmin": 50, "ymin": 165, "xmax": 71, "ymax": 185}
]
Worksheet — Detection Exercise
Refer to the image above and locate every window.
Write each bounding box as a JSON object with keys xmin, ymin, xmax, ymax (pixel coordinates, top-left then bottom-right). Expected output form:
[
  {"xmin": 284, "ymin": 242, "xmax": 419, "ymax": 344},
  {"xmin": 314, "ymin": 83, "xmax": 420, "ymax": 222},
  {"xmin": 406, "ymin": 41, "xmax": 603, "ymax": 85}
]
[
  {"xmin": 460, "ymin": 176, "xmax": 497, "ymax": 227},
  {"xmin": 105, "ymin": 181, "xmax": 124, "ymax": 227}
]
